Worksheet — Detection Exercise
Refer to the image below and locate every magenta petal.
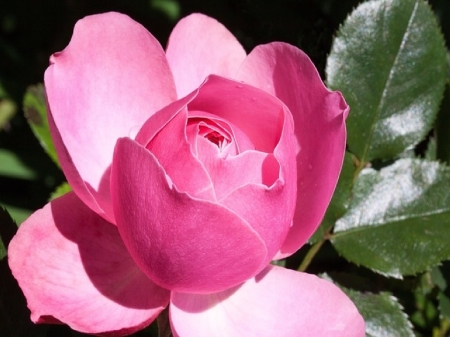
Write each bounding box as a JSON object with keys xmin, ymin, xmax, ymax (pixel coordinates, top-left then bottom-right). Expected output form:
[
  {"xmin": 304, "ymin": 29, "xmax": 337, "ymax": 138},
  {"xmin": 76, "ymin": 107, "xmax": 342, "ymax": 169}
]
[
  {"xmin": 189, "ymin": 75, "xmax": 285, "ymax": 153},
  {"xmin": 237, "ymin": 43, "xmax": 348, "ymax": 258},
  {"xmin": 170, "ymin": 265, "xmax": 365, "ymax": 337},
  {"xmin": 197, "ymin": 143, "xmax": 277, "ymax": 200},
  {"xmin": 8, "ymin": 192, "xmax": 170, "ymax": 335},
  {"xmin": 220, "ymin": 104, "xmax": 297, "ymax": 264},
  {"xmin": 166, "ymin": 13, "xmax": 247, "ymax": 98},
  {"xmin": 111, "ymin": 138, "xmax": 267, "ymax": 293},
  {"xmin": 147, "ymin": 108, "xmax": 216, "ymax": 201},
  {"xmin": 45, "ymin": 12, "xmax": 177, "ymax": 221}
]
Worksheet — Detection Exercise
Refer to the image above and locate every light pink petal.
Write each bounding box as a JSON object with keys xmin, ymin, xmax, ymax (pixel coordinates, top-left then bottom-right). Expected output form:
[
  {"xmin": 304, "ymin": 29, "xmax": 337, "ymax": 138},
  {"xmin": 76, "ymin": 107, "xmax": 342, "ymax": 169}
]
[
  {"xmin": 111, "ymin": 138, "xmax": 267, "ymax": 294},
  {"xmin": 166, "ymin": 13, "xmax": 247, "ymax": 98},
  {"xmin": 170, "ymin": 265, "xmax": 365, "ymax": 337},
  {"xmin": 237, "ymin": 43, "xmax": 348, "ymax": 258},
  {"xmin": 220, "ymin": 105, "xmax": 297, "ymax": 264},
  {"xmin": 8, "ymin": 192, "xmax": 170, "ymax": 335},
  {"xmin": 188, "ymin": 75, "xmax": 284, "ymax": 153},
  {"xmin": 45, "ymin": 12, "xmax": 177, "ymax": 222}
]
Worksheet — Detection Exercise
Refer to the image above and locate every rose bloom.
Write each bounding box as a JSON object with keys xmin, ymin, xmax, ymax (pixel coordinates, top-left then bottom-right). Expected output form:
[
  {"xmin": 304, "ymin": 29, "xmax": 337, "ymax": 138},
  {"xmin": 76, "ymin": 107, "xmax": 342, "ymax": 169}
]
[{"xmin": 8, "ymin": 12, "xmax": 364, "ymax": 336}]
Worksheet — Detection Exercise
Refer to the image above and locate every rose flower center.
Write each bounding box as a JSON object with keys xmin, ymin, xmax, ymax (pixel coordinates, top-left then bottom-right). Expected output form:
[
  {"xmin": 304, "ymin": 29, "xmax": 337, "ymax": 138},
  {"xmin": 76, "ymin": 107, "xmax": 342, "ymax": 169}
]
[{"xmin": 199, "ymin": 125, "xmax": 229, "ymax": 150}]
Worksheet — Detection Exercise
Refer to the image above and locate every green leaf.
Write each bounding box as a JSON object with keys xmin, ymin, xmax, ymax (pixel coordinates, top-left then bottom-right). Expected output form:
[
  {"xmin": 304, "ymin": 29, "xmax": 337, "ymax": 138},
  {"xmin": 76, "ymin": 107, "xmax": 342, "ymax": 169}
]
[
  {"xmin": 345, "ymin": 289, "xmax": 414, "ymax": 337},
  {"xmin": 150, "ymin": 0, "xmax": 180, "ymax": 21},
  {"xmin": 0, "ymin": 203, "xmax": 32, "ymax": 226},
  {"xmin": 439, "ymin": 291, "xmax": 450, "ymax": 320},
  {"xmin": 436, "ymin": 82, "xmax": 450, "ymax": 164},
  {"xmin": 0, "ymin": 98, "xmax": 16, "ymax": 130},
  {"xmin": 332, "ymin": 159, "xmax": 450, "ymax": 277},
  {"xmin": 0, "ymin": 207, "xmax": 16, "ymax": 260},
  {"xmin": 425, "ymin": 137, "xmax": 437, "ymax": 161},
  {"xmin": 49, "ymin": 182, "xmax": 72, "ymax": 201},
  {"xmin": 326, "ymin": 0, "xmax": 447, "ymax": 163},
  {"xmin": 0, "ymin": 82, "xmax": 17, "ymax": 131},
  {"xmin": 0, "ymin": 148, "xmax": 37, "ymax": 180},
  {"xmin": 430, "ymin": 266, "xmax": 447, "ymax": 291},
  {"xmin": 23, "ymin": 84, "xmax": 60, "ymax": 168},
  {"xmin": 310, "ymin": 152, "xmax": 355, "ymax": 243}
]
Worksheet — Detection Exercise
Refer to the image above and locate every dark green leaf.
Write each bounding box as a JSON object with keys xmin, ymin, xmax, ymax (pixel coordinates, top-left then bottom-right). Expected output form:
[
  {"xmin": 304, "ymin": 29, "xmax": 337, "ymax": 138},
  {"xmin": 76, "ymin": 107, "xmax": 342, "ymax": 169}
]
[
  {"xmin": 0, "ymin": 207, "xmax": 18, "ymax": 260},
  {"xmin": 0, "ymin": 204, "xmax": 32, "ymax": 226},
  {"xmin": 309, "ymin": 152, "xmax": 355, "ymax": 243},
  {"xmin": 327, "ymin": 0, "xmax": 447, "ymax": 163},
  {"xmin": 0, "ymin": 99, "xmax": 16, "ymax": 130},
  {"xmin": 436, "ymin": 82, "xmax": 450, "ymax": 164},
  {"xmin": 439, "ymin": 291, "xmax": 450, "ymax": 320},
  {"xmin": 345, "ymin": 289, "xmax": 414, "ymax": 337},
  {"xmin": 425, "ymin": 137, "xmax": 437, "ymax": 161},
  {"xmin": 332, "ymin": 159, "xmax": 450, "ymax": 277},
  {"xmin": 430, "ymin": 266, "xmax": 447, "ymax": 291},
  {"xmin": 23, "ymin": 84, "xmax": 60, "ymax": 168},
  {"xmin": 49, "ymin": 182, "xmax": 72, "ymax": 201}
]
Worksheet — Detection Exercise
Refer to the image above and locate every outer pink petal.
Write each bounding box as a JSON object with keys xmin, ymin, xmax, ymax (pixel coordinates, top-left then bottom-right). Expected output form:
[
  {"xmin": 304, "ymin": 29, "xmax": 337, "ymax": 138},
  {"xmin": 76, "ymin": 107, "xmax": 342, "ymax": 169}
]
[
  {"xmin": 237, "ymin": 43, "xmax": 348, "ymax": 258},
  {"xmin": 45, "ymin": 12, "xmax": 177, "ymax": 222},
  {"xmin": 166, "ymin": 13, "xmax": 247, "ymax": 98},
  {"xmin": 170, "ymin": 265, "xmax": 365, "ymax": 337},
  {"xmin": 8, "ymin": 192, "xmax": 170, "ymax": 335},
  {"xmin": 111, "ymin": 138, "xmax": 267, "ymax": 294}
]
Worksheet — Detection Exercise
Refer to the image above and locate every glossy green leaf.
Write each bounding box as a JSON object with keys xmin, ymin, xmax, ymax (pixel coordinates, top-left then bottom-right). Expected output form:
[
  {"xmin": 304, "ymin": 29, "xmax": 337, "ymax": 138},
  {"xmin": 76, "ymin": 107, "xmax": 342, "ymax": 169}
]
[
  {"xmin": 309, "ymin": 152, "xmax": 355, "ymax": 243},
  {"xmin": 345, "ymin": 289, "xmax": 414, "ymax": 337},
  {"xmin": 49, "ymin": 182, "xmax": 72, "ymax": 201},
  {"xmin": 332, "ymin": 159, "xmax": 450, "ymax": 277},
  {"xmin": 23, "ymin": 84, "xmax": 60, "ymax": 168},
  {"xmin": 326, "ymin": 0, "xmax": 447, "ymax": 163}
]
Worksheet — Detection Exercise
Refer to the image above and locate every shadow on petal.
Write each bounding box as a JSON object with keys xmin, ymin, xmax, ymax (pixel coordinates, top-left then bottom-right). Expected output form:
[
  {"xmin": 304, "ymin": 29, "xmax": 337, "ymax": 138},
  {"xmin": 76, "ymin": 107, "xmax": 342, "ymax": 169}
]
[{"xmin": 50, "ymin": 192, "xmax": 169, "ymax": 310}]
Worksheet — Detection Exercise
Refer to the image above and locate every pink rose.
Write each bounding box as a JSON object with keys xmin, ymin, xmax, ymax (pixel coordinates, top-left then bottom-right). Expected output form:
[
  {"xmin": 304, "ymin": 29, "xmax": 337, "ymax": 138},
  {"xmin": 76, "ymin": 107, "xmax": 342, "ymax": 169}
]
[{"xmin": 8, "ymin": 12, "xmax": 364, "ymax": 336}]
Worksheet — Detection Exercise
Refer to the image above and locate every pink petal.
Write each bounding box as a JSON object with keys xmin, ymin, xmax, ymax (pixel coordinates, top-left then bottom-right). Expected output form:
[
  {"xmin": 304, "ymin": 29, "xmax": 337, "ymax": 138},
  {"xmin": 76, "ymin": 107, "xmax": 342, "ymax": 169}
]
[
  {"xmin": 45, "ymin": 12, "xmax": 177, "ymax": 222},
  {"xmin": 146, "ymin": 107, "xmax": 216, "ymax": 201},
  {"xmin": 8, "ymin": 192, "xmax": 170, "ymax": 335},
  {"xmin": 220, "ymin": 105, "xmax": 297, "ymax": 264},
  {"xmin": 196, "ymin": 141, "xmax": 278, "ymax": 200},
  {"xmin": 166, "ymin": 13, "xmax": 247, "ymax": 98},
  {"xmin": 237, "ymin": 43, "xmax": 348, "ymax": 258},
  {"xmin": 111, "ymin": 138, "xmax": 267, "ymax": 293},
  {"xmin": 170, "ymin": 265, "xmax": 365, "ymax": 337},
  {"xmin": 188, "ymin": 75, "xmax": 284, "ymax": 153},
  {"xmin": 187, "ymin": 110, "xmax": 256, "ymax": 153}
]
